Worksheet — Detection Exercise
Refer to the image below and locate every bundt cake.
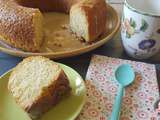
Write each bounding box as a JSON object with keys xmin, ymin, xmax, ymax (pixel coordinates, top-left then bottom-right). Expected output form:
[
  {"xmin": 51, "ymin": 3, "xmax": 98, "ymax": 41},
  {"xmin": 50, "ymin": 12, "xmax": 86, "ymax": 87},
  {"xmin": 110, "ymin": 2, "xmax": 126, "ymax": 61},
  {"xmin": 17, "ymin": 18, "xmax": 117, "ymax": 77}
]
[
  {"xmin": 8, "ymin": 56, "xmax": 71, "ymax": 119},
  {"xmin": 0, "ymin": 0, "xmax": 107, "ymax": 52}
]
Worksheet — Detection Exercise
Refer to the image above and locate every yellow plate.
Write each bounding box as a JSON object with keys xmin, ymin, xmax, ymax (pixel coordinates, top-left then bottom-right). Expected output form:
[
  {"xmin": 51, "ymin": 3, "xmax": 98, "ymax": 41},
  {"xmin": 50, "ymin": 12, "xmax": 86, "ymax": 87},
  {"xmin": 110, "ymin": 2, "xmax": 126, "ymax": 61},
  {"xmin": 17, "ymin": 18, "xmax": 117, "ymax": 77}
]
[
  {"xmin": 0, "ymin": 63, "xmax": 86, "ymax": 120},
  {"xmin": 0, "ymin": 5, "xmax": 120, "ymax": 59}
]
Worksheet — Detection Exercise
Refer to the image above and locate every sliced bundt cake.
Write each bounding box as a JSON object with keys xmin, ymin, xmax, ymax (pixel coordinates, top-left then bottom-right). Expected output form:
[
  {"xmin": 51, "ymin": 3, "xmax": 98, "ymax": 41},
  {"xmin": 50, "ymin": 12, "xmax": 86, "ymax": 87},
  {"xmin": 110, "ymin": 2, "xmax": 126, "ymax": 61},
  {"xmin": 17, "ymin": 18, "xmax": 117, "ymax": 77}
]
[
  {"xmin": 0, "ymin": 0, "xmax": 107, "ymax": 51},
  {"xmin": 8, "ymin": 56, "xmax": 71, "ymax": 119}
]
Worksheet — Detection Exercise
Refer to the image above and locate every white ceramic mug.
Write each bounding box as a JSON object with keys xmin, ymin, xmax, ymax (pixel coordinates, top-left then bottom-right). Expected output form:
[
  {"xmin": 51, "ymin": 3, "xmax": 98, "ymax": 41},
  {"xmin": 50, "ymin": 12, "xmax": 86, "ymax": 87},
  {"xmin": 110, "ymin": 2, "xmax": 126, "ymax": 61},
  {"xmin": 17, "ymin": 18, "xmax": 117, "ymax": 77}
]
[{"xmin": 121, "ymin": 0, "xmax": 160, "ymax": 59}]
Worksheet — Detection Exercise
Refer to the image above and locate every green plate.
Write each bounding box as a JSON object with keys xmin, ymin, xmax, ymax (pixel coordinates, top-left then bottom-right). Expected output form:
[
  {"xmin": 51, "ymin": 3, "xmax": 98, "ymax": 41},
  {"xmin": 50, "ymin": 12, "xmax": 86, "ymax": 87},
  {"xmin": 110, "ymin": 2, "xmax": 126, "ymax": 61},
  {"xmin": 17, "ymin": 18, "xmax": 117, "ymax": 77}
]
[{"xmin": 0, "ymin": 63, "xmax": 86, "ymax": 120}]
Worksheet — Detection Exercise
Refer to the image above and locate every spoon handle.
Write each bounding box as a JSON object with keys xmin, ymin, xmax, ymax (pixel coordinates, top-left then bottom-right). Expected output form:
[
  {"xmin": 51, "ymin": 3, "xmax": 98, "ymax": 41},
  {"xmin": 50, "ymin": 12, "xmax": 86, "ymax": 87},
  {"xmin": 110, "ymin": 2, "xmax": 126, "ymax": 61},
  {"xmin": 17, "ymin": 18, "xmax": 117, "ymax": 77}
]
[{"xmin": 110, "ymin": 85, "xmax": 124, "ymax": 120}]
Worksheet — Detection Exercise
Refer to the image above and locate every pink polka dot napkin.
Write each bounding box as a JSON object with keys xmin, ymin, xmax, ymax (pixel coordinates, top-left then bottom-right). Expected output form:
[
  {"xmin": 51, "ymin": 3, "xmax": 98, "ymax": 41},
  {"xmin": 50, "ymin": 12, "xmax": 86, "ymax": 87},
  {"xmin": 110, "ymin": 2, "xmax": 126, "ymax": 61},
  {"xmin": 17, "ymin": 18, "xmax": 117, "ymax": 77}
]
[{"xmin": 77, "ymin": 55, "xmax": 159, "ymax": 120}]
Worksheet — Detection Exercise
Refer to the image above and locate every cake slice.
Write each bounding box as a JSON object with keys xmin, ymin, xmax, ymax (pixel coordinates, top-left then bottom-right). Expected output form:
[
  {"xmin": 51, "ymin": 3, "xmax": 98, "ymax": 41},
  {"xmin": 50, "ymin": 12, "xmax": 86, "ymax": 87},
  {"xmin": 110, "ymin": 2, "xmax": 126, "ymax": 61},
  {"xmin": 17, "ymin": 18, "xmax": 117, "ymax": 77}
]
[
  {"xmin": 70, "ymin": 0, "xmax": 107, "ymax": 42},
  {"xmin": 8, "ymin": 56, "xmax": 71, "ymax": 119}
]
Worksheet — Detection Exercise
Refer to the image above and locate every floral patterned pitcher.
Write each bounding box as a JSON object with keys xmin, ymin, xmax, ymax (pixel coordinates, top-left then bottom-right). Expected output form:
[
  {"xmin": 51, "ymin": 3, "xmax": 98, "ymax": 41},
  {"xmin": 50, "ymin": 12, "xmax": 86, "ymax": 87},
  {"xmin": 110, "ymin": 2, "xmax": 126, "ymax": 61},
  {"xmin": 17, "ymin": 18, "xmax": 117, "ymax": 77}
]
[{"xmin": 121, "ymin": 0, "xmax": 160, "ymax": 59}]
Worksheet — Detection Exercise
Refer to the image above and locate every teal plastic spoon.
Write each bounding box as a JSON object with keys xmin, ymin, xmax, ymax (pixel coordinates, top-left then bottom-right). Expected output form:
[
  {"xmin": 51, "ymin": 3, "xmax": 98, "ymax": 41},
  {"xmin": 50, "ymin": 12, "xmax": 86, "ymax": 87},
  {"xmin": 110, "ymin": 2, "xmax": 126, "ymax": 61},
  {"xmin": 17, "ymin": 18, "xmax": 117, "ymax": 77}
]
[{"xmin": 110, "ymin": 64, "xmax": 135, "ymax": 120}]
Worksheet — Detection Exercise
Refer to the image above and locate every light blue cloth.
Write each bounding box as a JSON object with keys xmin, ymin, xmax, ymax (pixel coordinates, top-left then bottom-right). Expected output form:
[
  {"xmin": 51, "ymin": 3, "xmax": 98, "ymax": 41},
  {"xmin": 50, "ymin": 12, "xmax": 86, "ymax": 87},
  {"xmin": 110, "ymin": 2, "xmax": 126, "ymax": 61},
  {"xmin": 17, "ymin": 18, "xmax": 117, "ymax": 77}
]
[{"xmin": 0, "ymin": 52, "xmax": 22, "ymax": 76}]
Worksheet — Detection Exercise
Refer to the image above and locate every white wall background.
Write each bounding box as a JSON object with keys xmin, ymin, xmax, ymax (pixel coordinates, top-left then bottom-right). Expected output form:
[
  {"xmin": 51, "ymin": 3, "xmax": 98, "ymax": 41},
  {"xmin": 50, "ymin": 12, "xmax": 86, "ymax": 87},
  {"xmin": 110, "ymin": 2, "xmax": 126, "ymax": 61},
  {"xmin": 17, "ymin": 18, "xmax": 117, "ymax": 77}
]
[{"xmin": 106, "ymin": 0, "xmax": 124, "ymax": 15}]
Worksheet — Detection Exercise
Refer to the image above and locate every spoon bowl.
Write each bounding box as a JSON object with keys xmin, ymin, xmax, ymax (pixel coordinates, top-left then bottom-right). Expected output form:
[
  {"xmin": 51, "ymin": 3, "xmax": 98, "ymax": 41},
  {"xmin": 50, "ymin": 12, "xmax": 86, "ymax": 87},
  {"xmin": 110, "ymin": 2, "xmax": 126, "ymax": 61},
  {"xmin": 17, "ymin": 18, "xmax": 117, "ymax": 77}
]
[{"xmin": 115, "ymin": 64, "xmax": 135, "ymax": 87}]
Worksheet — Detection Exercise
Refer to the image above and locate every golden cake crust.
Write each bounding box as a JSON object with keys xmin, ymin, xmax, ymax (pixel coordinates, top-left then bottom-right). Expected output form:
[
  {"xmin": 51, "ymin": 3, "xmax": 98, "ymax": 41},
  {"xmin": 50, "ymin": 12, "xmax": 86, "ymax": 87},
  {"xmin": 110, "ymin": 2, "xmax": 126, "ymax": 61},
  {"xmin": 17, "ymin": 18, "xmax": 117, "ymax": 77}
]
[
  {"xmin": 26, "ymin": 69, "xmax": 71, "ymax": 119},
  {"xmin": 0, "ymin": 0, "xmax": 43, "ymax": 52},
  {"xmin": 16, "ymin": 0, "xmax": 79, "ymax": 13}
]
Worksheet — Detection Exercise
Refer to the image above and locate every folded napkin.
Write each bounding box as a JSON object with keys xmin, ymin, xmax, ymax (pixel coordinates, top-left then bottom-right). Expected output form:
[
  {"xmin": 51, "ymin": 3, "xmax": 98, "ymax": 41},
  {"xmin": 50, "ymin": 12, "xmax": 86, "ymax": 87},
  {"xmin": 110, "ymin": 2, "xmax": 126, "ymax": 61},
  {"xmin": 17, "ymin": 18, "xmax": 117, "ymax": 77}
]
[
  {"xmin": 77, "ymin": 80, "xmax": 108, "ymax": 120},
  {"xmin": 77, "ymin": 55, "xmax": 159, "ymax": 120}
]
